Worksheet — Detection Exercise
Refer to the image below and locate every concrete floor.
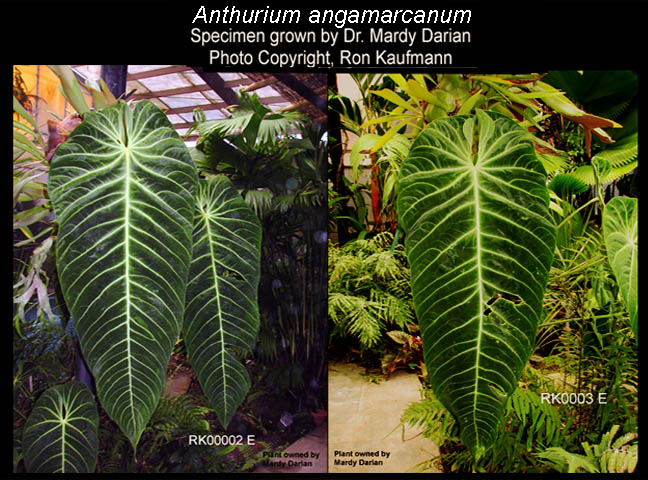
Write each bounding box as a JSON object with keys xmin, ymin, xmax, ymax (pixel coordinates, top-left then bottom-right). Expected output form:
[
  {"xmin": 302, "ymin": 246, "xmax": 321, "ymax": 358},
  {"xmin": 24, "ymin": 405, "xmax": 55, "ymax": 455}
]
[
  {"xmin": 328, "ymin": 362, "xmax": 440, "ymax": 473},
  {"xmin": 253, "ymin": 421, "xmax": 328, "ymax": 474}
]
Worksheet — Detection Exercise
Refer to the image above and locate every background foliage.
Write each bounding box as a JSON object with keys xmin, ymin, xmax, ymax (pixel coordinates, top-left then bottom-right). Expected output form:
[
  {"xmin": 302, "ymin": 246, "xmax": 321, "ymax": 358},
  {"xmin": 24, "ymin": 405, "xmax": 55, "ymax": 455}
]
[
  {"xmin": 328, "ymin": 72, "xmax": 638, "ymax": 473},
  {"xmin": 14, "ymin": 68, "xmax": 328, "ymax": 473}
]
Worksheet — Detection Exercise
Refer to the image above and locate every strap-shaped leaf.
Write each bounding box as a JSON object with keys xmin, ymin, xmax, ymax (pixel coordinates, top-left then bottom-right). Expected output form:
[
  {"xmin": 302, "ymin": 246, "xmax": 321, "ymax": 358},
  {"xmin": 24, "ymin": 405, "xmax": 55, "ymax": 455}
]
[
  {"xmin": 397, "ymin": 110, "xmax": 556, "ymax": 457},
  {"xmin": 49, "ymin": 101, "xmax": 197, "ymax": 448},
  {"xmin": 603, "ymin": 196, "xmax": 638, "ymax": 338},
  {"xmin": 22, "ymin": 381, "xmax": 98, "ymax": 473},
  {"xmin": 184, "ymin": 176, "xmax": 261, "ymax": 428}
]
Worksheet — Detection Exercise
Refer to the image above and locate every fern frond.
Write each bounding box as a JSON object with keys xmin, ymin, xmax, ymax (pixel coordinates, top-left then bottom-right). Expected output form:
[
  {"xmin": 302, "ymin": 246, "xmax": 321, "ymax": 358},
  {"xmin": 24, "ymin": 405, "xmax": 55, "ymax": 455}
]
[
  {"xmin": 367, "ymin": 250, "xmax": 404, "ymax": 280},
  {"xmin": 150, "ymin": 394, "xmax": 212, "ymax": 435},
  {"xmin": 582, "ymin": 424, "xmax": 638, "ymax": 473},
  {"xmin": 345, "ymin": 301, "xmax": 385, "ymax": 347},
  {"xmin": 507, "ymin": 388, "xmax": 562, "ymax": 447},
  {"xmin": 328, "ymin": 292, "xmax": 384, "ymax": 346},
  {"xmin": 373, "ymin": 290, "xmax": 414, "ymax": 329},
  {"xmin": 535, "ymin": 447, "xmax": 599, "ymax": 473},
  {"xmin": 401, "ymin": 389, "xmax": 458, "ymax": 443},
  {"xmin": 536, "ymin": 425, "xmax": 638, "ymax": 474},
  {"xmin": 329, "ymin": 231, "xmax": 415, "ymax": 349}
]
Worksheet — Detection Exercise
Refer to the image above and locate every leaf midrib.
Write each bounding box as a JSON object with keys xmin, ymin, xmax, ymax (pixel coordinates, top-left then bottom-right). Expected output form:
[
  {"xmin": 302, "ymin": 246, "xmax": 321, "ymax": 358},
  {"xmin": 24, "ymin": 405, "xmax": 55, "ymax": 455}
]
[
  {"xmin": 202, "ymin": 204, "xmax": 228, "ymax": 421},
  {"xmin": 471, "ymin": 164, "xmax": 484, "ymax": 449},
  {"xmin": 123, "ymin": 141, "xmax": 137, "ymax": 440}
]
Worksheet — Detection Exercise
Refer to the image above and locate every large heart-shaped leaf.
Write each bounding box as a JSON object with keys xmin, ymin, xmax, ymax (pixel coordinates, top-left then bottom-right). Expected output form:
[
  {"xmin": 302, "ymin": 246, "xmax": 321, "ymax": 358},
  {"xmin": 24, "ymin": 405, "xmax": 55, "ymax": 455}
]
[
  {"xmin": 22, "ymin": 381, "xmax": 98, "ymax": 473},
  {"xmin": 396, "ymin": 110, "xmax": 556, "ymax": 457},
  {"xmin": 603, "ymin": 196, "xmax": 638, "ymax": 338},
  {"xmin": 184, "ymin": 175, "xmax": 261, "ymax": 428},
  {"xmin": 49, "ymin": 100, "xmax": 197, "ymax": 448}
]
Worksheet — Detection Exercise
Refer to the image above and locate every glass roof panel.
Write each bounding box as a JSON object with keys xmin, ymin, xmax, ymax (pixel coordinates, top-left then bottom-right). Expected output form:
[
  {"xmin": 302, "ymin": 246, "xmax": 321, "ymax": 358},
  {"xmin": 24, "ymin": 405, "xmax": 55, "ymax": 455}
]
[
  {"xmin": 162, "ymin": 94, "xmax": 212, "ymax": 109},
  {"xmin": 138, "ymin": 73, "xmax": 192, "ymax": 91},
  {"xmin": 128, "ymin": 65, "xmax": 173, "ymax": 74}
]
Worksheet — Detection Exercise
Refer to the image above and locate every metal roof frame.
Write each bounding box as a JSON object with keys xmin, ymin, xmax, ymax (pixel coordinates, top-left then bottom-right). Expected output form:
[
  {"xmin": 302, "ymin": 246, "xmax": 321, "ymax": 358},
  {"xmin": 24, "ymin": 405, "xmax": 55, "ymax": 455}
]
[{"xmin": 71, "ymin": 65, "xmax": 327, "ymax": 141}]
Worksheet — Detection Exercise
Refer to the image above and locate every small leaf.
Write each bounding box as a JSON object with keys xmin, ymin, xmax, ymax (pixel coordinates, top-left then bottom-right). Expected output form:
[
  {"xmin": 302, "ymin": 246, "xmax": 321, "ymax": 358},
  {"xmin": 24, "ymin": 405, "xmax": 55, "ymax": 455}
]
[
  {"xmin": 48, "ymin": 65, "xmax": 89, "ymax": 115},
  {"xmin": 350, "ymin": 134, "xmax": 380, "ymax": 181},
  {"xmin": 386, "ymin": 330, "xmax": 413, "ymax": 345},
  {"xmin": 371, "ymin": 88, "xmax": 416, "ymax": 112},
  {"xmin": 22, "ymin": 382, "xmax": 99, "ymax": 473}
]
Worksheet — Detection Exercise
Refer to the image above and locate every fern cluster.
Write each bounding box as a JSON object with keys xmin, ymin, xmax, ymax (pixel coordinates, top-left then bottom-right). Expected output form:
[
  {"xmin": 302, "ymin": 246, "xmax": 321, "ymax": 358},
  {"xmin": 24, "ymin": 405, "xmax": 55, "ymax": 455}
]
[
  {"xmin": 401, "ymin": 383, "xmax": 569, "ymax": 473},
  {"xmin": 536, "ymin": 424, "xmax": 637, "ymax": 473},
  {"xmin": 148, "ymin": 394, "xmax": 212, "ymax": 437},
  {"xmin": 328, "ymin": 232, "xmax": 414, "ymax": 349}
]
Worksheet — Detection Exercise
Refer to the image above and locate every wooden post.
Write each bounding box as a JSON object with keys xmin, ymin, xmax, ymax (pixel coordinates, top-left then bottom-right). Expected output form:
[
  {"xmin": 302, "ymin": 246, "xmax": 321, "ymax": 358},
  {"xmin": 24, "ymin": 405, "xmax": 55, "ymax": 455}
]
[{"xmin": 101, "ymin": 65, "xmax": 128, "ymax": 97}]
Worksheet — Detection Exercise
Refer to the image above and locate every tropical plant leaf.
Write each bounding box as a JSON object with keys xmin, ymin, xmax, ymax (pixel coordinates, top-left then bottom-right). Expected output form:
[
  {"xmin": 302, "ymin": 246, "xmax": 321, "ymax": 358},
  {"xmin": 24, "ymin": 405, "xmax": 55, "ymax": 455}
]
[
  {"xmin": 603, "ymin": 196, "xmax": 638, "ymax": 338},
  {"xmin": 184, "ymin": 175, "xmax": 262, "ymax": 428},
  {"xmin": 396, "ymin": 110, "xmax": 556, "ymax": 458},
  {"xmin": 22, "ymin": 381, "xmax": 99, "ymax": 473},
  {"xmin": 195, "ymin": 92, "xmax": 304, "ymax": 150},
  {"xmin": 47, "ymin": 65, "xmax": 89, "ymax": 116},
  {"xmin": 594, "ymin": 133, "xmax": 638, "ymax": 166},
  {"xmin": 48, "ymin": 100, "xmax": 197, "ymax": 448},
  {"xmin": 569, "ymin": 132, "xmax": 638, "ymax": 186},
  {"xmin": 571, "ymin": 161, "xmax": 637, "ymax": 186},
  {"xmin": 349, "ymin": 133, "xmax": 379, "ymax": 181},
  {"xmin": 548, "ymin": 173, "xmax": 589, "ymax": 198}
]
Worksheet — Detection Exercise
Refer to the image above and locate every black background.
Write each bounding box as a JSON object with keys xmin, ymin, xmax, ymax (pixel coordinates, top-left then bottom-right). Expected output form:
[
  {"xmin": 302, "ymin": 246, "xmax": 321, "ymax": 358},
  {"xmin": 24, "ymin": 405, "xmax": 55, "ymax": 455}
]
[{"xmin": 3, "ymin": 1, "xmax": 646, "ymax": 72}]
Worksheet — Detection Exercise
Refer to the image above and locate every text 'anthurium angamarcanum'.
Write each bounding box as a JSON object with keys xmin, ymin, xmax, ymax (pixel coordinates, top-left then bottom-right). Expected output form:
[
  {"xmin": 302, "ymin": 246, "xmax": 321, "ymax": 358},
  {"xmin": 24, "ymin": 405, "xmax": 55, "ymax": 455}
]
[{"xmin": 396, "ymin": 110, "xmax": 556, "ymax": 458}]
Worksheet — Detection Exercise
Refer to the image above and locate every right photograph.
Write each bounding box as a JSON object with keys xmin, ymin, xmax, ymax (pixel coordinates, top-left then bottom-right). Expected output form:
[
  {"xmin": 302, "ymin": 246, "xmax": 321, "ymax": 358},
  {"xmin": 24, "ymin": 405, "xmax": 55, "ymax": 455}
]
[{"xmin": 327, "ymin": 72, "xmax": 638, "ymax": 474}]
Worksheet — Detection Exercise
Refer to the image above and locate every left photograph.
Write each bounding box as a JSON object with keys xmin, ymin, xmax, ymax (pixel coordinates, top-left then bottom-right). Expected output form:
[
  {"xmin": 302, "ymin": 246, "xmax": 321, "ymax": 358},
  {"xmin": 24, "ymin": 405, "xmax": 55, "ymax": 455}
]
[{"xmin": 12, "ymin": 65, "xmax": 328, "ymax": 474}]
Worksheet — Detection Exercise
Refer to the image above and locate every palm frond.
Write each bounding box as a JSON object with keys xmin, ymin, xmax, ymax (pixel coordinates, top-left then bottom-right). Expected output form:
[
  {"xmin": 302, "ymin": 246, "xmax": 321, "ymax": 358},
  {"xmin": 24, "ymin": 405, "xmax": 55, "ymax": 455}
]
[
  {"xmin": 571, "ymin": 161, "xmax": 637, "ymax": 186},
  {"xmin": 256, "ymin": 112, "xmax": 305, "ymax": 145},
  {"xmin": 548, "ymin": 173, "xmax": 589, "ymax": 198},
  {"xmin": 328, "ymin": 292, "xmax": 384, "ymax": 347},
  {"xmin": 194, "ymin": 92, "xmax": 306, "ymax": 154},
  {"xmin": 244, "ymin": 189, "xmax": 273, "ymax": 217},
  {"xmin": 593, "ymin": 133, "xmax": 638, "ymax": 167},
  {"xmin": 401, "ymin": 388, "xmax": 457, "ymax": 443},
  {"xmin": 536, "ymin": 152, "xmax": 570, "ymax": 175}
]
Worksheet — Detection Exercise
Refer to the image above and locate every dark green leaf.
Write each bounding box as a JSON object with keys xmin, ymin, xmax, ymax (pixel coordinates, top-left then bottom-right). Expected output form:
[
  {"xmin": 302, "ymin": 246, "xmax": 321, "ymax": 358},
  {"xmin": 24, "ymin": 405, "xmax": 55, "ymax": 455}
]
[
  {"xmin": 49, "ymin": 100, "xmax": 197, "ymax": 448},
  {"xmin": 22, "ymin": 382, "xmax": 98, "ymax": 473},
  {"xmin": 184, "ymin": 176, "xmax": 262, "ymax": 428},
  {"xmin": 397, "ymin": 110, "xmax": 556, "ymax": 457}
]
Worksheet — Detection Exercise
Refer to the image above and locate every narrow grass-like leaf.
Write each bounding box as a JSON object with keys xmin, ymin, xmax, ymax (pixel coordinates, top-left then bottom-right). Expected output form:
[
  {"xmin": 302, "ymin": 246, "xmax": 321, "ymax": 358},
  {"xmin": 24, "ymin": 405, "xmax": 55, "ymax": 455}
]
[
  {"xmin": 397, "ymin": 110, "xmax": 556, "ymax": 457},
  {"xmin": 22, "ymin": 381, "xmax": 98, "ymax": 473},
  {"xmin": 184, "ymin": 176, "xmax": 261, "ymax": 428},
  {"xmin": 49, "ymin": 100, "xmax": 197, "ymax": 448}
]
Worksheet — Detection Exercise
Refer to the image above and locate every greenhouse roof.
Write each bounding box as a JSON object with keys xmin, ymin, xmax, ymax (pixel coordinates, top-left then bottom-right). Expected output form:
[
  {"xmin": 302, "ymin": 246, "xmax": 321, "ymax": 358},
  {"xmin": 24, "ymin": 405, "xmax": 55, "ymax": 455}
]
[{"xmin": 71, "ymin": 66, "xmax": 327, "ymax": 141}]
